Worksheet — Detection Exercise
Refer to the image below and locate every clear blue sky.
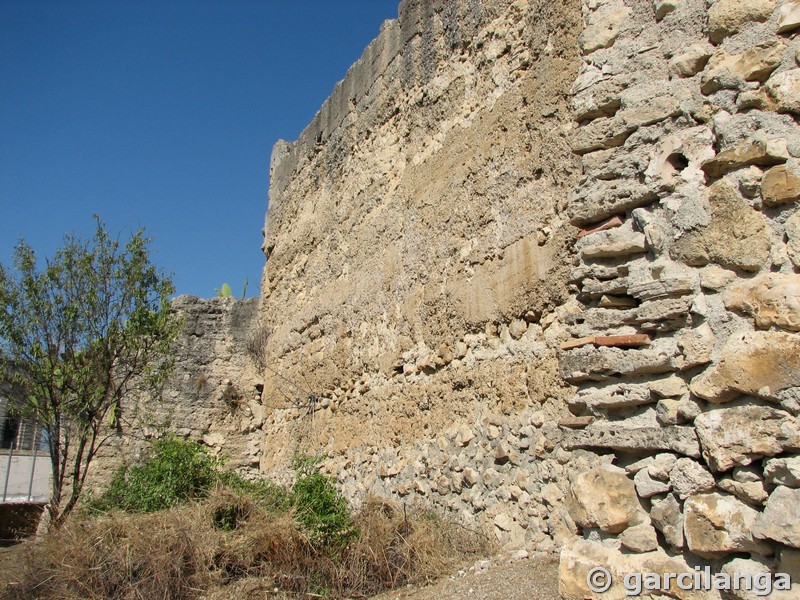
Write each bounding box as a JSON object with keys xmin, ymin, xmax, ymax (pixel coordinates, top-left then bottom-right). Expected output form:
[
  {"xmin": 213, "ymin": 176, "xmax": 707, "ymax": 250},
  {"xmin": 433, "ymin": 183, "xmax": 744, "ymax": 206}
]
[{"xmin": 0, "ymin": 0, "xmax": 400, "ymax": 298}]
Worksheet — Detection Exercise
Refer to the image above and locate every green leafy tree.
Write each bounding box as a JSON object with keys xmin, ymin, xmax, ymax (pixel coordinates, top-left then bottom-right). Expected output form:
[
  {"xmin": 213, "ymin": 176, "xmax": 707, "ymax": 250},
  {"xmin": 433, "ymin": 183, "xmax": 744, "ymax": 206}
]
[{"xmin": 0, "ymin": 217, "xmax": 180, "ymax": 528}]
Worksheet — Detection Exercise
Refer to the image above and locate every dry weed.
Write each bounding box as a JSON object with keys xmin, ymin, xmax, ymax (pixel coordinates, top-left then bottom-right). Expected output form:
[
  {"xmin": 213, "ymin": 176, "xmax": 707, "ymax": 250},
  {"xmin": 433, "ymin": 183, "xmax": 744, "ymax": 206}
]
[{"xmin": 1, "ymin": 491, "xmax": 489, "ymax": 600}]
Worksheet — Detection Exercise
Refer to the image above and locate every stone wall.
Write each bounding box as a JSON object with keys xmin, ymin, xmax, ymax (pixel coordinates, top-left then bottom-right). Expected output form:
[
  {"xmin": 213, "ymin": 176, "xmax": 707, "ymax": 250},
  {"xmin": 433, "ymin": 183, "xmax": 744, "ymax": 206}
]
[
  {"xmin": 258, "ymin": 0, "xmax": 800, "ymax": 597},
  {"xmin": 89, "ymin": 296, "xmax": 265, "ymax": 487},
  {"xmin": 557, "ymin": 0, "xmax": 800, "ymax": 598},
  {"xmin": 259, "ymin": 0, "xmax": 597, "ymax": 550}
]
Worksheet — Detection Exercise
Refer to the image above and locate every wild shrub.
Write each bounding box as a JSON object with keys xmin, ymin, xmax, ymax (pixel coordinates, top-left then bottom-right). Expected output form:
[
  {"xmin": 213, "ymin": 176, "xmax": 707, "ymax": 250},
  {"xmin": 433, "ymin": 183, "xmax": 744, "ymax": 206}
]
[
  {"xmin": 290, "ymin": 453, "xmax": 356, "ymax": 548},
  {"xmin": 90, "ymin": 436, "xmax": 222, "ymax": 513}
]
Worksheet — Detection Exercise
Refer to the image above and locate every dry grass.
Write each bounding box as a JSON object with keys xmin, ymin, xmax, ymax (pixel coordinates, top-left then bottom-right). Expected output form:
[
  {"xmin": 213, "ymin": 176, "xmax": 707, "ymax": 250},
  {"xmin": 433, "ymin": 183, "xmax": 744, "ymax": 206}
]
[{"xmin": 1, "ymin": 491, "xmax": 488, "ymax": 600}]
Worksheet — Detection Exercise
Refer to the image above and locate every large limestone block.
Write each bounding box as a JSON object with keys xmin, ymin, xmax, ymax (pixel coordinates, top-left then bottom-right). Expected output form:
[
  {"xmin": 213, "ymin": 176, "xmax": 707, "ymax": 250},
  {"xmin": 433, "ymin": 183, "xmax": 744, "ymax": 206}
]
[
  {"xmin": 634, "ymin": 468, "xmax": 671, "ymax": 498},
  {"xmin": 753, "ymin": 486, "xmax": 800, "ymax": 548},
  {"xmin": 701, "ymin": 42, "xmax": 785, "ymax": 94},
  {"xmin": 670, "ymin": 457, "xmax": 716, "ymax": 498},
  {"xmin": 719, "ymin": 556, "xmax": 791, "ymax": 600},
  {"xmin": 694, "ymin": 405, "xmax": 800, "ymax": 472},
  {"xmin": 572, "ymin": 96, "xmax": 681, "ymax": 156},
  {"xmin": 707, "ymin": 0, "xmax": 775, "ymax": 44},
  {"xmin": 724, "ymin": 272, "xmax": 800, "ymax": 330},
  {"xmin": 669, "ymin": 43, "xmax": 713, "ymax": 78},
  {"xmin": 671, "ymin": 180, "xmax": 771, "ymax": 273},
  {"xmin": 568, "ymin": 382, "xmax": 655, "ymax": 413},
  {"xmin": 568, "ymin": 178, "xmax": 661, "ymax": 225},
  {"xmin": 717, "ymin": 477, "xmax": 769, "ymax": 506},
  {"xmin": 579, "ymin": 2, "xmax": 630, "ymax": 54},
  {"xmin": 766, "ymin": 69, "xmax": 800, "ymax": 116},
  {"xmin": 690, "ymin": 331, "xmax": 800, "ymax": 403},
  {"xmin": 761, "ymin": 161, "xmax": 800, "ymax": 206},
  {"xmin": 764, "ymin": 456, "xmax": 800, "ymax": 487},
  {"xmin": 559, "ymin": 537, "xmax": 722, "ymax": 600},
  {"xmin": 684, "ymin": 492, "xmax": 772, "ymax": 558},
  {"xmin": 787, "ymin": 210, "xmax": 800, "ymax": 268},
  {"xmin": 619, "ymin": 522, "xmax": 659, "ymax": 552},
  {"xmin": 651, "ymin": 493, "xmax": 685, "ymax": 549},
  {"xmin": 559, "ymin": 337, "xmax": 679, "ymax": 383},
  {"xmin": 565, "ymin": 464, "xmax": 642, "ymax": 534},
  {"xmin": 580, "ymin": 234, "xmax": 647, "ymax": 259},
  {"xmin": 562, "ymin": 425, "xmax": 701, "ymax": 457},
  {"xmin": 675, "ymin": 323, "xmax": 714, "ymax": 370},
  {"xmin": 701, "ymin": 137, "xmax": 789, "ymax": 179},
  {"xmin": 777, "ymin": 0, "xmax": 800, "ymax": 33}
]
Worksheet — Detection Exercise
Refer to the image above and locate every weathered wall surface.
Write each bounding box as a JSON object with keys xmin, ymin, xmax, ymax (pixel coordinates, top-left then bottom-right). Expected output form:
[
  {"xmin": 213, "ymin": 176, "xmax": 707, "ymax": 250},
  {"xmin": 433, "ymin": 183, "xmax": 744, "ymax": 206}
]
[
  {"xmin": 557, "ymin": 0, "xmax": 800, "ymax": 598},
  {"xmin": 90, "ymin": 296, "xmax": 265, "ymax": 487},
  {"xmin": 259, "ymin": 0, "xmax": 595, "ymax": 550},
  {"xmin": 260, "ymin": 0, "xmax": 800, "ymax": 595}
]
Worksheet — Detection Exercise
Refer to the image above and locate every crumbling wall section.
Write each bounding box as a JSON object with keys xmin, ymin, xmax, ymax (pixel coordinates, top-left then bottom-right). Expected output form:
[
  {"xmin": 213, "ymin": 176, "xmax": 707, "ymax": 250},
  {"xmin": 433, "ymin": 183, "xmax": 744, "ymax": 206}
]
[{"xmin": 89, "ymin": 296, "xmax": 265, "ymax": 487}]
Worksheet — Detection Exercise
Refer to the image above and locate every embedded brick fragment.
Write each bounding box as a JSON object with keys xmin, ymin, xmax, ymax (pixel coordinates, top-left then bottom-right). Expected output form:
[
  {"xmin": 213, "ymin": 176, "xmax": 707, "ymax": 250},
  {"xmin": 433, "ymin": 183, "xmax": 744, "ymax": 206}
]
[
  {"xmin": 593, "ymin": 334, "xmax": 652, "ymax": 348},
  {"xmin": 598, "ymin": 294, "xmax": 637, "ymax": 309},
  {"xmin": 560, "ymin": 336, "xmax": 595, "ymax": 351},
  {"xmin": 576, "ymin": 215, "xmax": 624, "ymax": 238},
  {"xmin": 557, "ymin": 416, "xmax": 595, "ymax": 429}
]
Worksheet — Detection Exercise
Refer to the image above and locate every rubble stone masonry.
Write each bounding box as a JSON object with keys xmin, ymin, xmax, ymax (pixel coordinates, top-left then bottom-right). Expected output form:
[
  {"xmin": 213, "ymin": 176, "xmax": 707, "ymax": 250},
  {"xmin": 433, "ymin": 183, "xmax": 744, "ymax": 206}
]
[{"xmin": 261, "ymin": 0, "xmax": 800, "ymax": 597}]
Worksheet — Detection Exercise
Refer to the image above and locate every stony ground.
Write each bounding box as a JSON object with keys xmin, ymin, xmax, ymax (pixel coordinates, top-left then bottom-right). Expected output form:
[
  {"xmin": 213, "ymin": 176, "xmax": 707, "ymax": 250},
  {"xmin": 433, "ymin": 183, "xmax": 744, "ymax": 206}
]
[
  {"xmin": 370, "ymin": 554, "xmax": 561, "ymax": 600},
  {"xmin": 203, "ymin": 553, "xmax": 562, "ymax": 600}
]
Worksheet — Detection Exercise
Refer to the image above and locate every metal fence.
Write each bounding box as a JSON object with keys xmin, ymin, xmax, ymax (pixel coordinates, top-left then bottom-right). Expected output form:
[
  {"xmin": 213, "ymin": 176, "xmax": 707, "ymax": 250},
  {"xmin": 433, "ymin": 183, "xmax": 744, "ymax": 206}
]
[{"xmin": 0, "ymin": 400, "xmax": 50, "ymax": 504}]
